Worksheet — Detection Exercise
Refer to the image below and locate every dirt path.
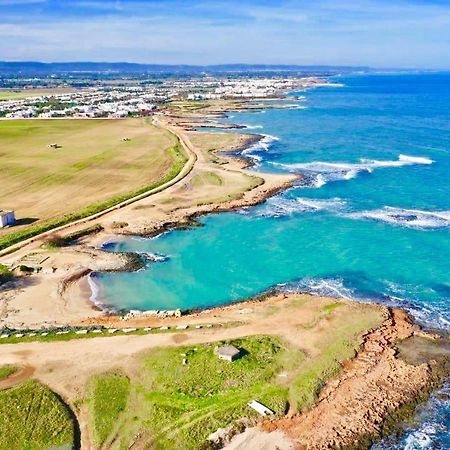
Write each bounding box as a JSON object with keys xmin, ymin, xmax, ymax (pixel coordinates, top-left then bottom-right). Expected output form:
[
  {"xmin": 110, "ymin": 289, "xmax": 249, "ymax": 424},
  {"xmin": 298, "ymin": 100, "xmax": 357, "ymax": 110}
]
[{"xmin": 0, "ymin": 365, "xmax": 34, "ymax": 390}]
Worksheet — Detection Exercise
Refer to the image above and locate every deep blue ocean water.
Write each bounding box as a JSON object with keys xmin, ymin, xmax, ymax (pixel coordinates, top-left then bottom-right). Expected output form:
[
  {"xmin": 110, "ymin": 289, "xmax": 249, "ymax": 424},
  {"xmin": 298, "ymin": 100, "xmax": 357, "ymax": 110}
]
[{"xmin": 94, "ymin": 73, "xmax": 450, "ymax": 448}]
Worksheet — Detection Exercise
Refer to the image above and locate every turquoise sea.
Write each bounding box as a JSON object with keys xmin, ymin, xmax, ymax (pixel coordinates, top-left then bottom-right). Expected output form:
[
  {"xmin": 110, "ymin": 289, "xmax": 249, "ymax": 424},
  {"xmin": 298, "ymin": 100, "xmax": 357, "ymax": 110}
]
[{"xmin": 94, "ymin": 73, "xmax": 450, "ymax": 448}]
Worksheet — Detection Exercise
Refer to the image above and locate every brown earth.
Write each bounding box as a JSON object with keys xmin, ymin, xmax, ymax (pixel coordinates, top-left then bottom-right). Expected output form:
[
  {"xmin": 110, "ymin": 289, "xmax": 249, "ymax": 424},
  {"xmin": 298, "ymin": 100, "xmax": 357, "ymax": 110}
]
[{"xmin": 261, "ymin": 309, "xmax": 448, "ymax": 449}]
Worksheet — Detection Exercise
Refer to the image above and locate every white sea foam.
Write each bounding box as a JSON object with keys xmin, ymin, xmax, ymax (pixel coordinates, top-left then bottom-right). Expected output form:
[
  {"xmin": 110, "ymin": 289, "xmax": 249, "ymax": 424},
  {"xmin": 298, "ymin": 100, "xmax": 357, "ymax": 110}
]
[
  {"xmin": 243, "ymin": 124, "xmax": 263, "ymax": 130},
  {"xmin": 87, "ymin": 272, "xmax": 100, "ymax": 303},
  {"xmin": 278, "ymin": 277, "xmax": 355, "ymax": 300},
  {"xmin": 373, "ymin": 382, "xmax": 450, "ymax": 450},
  {"xmin": 346, "ymin": 207, "xmax": 450, "ymax": 230},
  {"xmin": 137, "ymin": 251, "xmax": 170, "ymax": 263},
  {"xmin": 241, "ymin": 134, "xmax": 279, "ymax": 165},
  {"xmin": 273, "ymin": 154, "xmax": 433, "ymax": 187},
  {"xmin": 249, "ymin": 196, "xmax": 346, "ymax": 218}
]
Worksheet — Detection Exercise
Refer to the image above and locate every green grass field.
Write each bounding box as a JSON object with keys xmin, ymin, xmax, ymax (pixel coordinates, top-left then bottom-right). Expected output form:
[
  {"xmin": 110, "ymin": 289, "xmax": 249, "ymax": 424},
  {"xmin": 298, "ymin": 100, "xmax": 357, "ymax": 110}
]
[
  {"xmin": 0, "ymin": 380, "xmax": 76, "ymax": 450},
  {"xmin": 0, "ymin": 365, "xmax": 16, "ymax": 380},
  {"xmin": 89, "ymin": 336, "xmax": 289, "ymax": 449},
  {"xmin": 88, "ymin": 373, "xmax": 130, "ymax": 447},
  {"xmin": 190, "ymin": 171, "xmax": 223, "ymax": 187},
  {"xmin": 0, "ymin": 91, "xmax": 35, "ymax": 101},
  {"xmin": 0, "ymin": 118, "xmax": 188, "ymax": 249},
  {"xmin": 84, "ymin": 300, "xmax": 383, "ymax": 449},
  {"xmin": 0, "ymin": 264, "xmax": 13, "ymax": 284}
]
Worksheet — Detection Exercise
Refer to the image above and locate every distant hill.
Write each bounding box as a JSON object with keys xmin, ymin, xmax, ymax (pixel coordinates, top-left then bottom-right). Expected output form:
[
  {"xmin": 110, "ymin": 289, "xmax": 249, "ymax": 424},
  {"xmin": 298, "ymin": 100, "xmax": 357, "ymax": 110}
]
[{"xmin": 0, "ymin": 61, "xmax": 371, "ymax": 76}]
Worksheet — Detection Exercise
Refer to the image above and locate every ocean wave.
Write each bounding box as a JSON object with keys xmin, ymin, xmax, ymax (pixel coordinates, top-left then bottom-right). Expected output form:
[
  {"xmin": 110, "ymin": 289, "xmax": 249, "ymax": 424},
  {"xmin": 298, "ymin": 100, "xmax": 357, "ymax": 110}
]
[
  {"xmin": 241, "ymin": 134, "xmax": 279, "ymax": 165},
  {"xmin": 246, "ymin": 196, "xmax": 346, "ymax": 218},
  {"xmin": 243, "ymin": 124, "xmax": 263, "ymax": 130},
  {"xmin": 273, "ymin": 154, "xmax": 433, "ymax": 187},
  {"xmin": 277, "ymin": 277, "xmax": 356, "ymax": 300},
  {"xmin": 87, "ymin": 272, "xmax": 100, "ymax": 303},
  {"xmin": 137, "ymin": 251, "xmax": 170, "ymax": 263},
  {"xmin": 373, "ymin": 382, "xmax": 450, "ymax": 450},
  {"xmin": 346, "ymin": 207, "xmax": 450, "ymax": 230},
  {"xmin": 275, "ymin": 277, "xmax": 450, "ymax": 331}
]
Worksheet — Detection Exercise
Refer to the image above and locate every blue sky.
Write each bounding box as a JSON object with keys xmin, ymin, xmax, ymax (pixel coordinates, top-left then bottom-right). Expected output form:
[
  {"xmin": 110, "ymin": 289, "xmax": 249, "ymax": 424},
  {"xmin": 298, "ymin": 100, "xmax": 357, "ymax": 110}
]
[{"xmin": 1, "ymin": 0, "xmax": 450, "ymax": 67}]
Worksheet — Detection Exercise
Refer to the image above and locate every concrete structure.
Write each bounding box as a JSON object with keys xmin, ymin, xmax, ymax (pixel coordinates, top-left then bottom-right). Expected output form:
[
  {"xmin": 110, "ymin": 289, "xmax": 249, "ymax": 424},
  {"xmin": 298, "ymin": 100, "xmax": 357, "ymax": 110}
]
[
  {"xmin": 217, "ymin": 345, "xmax": 241, "ymax": 362},
  {"xmin": 247, "ymin": 400, "xmax": 275, "ymax": 416},
  {"xmin": 0, "ymin": 210, "xmax": 15, "ymax": 228}
]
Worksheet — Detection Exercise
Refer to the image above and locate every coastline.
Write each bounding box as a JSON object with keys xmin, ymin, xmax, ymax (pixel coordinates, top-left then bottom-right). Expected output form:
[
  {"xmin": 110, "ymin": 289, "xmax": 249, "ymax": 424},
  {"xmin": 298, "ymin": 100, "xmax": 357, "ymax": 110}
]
[
  {"xmin": 1, "ymin": 86, "xmax": 449, "ymax": 449},
  {"xmin": 0, "ymin": 98, "xmax": 298, "ymax": 329},
  {"xmin": 0, "ymin": 291, "xmax": 448, "ymax": 450}
]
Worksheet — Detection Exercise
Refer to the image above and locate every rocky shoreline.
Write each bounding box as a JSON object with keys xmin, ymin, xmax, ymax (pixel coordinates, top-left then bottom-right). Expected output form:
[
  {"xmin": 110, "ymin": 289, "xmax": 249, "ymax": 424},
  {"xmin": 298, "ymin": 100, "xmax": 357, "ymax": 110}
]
[{"xmin": 261, "ymin": 307, "xmax": 449, "ymax": 449}]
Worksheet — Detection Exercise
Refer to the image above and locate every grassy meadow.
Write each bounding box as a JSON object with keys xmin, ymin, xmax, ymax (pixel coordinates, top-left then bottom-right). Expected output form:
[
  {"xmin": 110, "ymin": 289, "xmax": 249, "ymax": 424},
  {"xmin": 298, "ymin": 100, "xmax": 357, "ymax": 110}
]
[
  {"xmin": 0, "ymin": 118, "xmax": 188, "ymax": 248},
  {"xmin": 86, "ymin": 299, "xmax": 383, "ymax": 450},
  {"xmin": 0, "ymin": 380, "xmax": 76, "ymax": 450},
  {"xmin": 0, "ymin": 365, "xmax": 16, "ymax": 380}
]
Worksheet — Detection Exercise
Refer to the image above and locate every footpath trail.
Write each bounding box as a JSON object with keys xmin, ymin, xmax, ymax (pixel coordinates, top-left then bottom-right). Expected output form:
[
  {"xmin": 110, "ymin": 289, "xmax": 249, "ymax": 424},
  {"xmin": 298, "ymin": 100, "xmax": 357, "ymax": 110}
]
[
  {"xmin": 0, "ymin": 115, "xmax": 197, "ymax": 258},
  {"xmin": 0, "ymin": 365, "xmax": 35, "ymax": 390}
]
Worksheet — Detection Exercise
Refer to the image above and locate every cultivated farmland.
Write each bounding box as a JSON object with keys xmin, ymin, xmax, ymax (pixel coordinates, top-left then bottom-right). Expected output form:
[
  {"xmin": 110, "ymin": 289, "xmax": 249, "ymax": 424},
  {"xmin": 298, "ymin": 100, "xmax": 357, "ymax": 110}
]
[{"xmin": 0, "ymin": 118, "xmax": 187, "ymax": 244}]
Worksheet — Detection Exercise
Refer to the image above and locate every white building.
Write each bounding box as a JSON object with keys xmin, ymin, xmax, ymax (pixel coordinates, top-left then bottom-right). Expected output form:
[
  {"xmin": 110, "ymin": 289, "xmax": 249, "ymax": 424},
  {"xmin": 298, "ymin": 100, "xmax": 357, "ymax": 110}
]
[{"xmin": 0, "ymin": 210, "xmax": 16, "ymax": 228}]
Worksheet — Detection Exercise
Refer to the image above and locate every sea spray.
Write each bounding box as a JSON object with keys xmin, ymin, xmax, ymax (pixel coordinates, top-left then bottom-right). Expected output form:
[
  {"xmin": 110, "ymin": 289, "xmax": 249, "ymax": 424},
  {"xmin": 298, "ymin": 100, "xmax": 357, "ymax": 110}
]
[
  {"xmin": 345, "ymin": 207, "xmax": 450, "ymax": 230},
  {"xmin": 272, "ymin": 154, "xmax": 434, "ymax": 187}
]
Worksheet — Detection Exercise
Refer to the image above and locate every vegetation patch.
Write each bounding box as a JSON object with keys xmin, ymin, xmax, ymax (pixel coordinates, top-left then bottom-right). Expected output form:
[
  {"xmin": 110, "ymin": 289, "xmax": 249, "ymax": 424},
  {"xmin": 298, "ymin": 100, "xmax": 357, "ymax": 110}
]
[
  {"xmin": 88, "ymin": 372, "xmax": 130, "ymax": 447},
  {"xmin": 0, "ymin": 264, "xmax": 13, "ymax": 284},
  {"xmin": 0, "ymin": 365, "xmax": 17, "ymax": 380},
  {"xmin": 191, "ymin": 171, "xmax": 223, "ymax": 187},
  {"xmin": 0, "ymin": 380, "xmax": 76, "ymax": 450},
  {"xmin": 321, "ymin": 301, "xmax": 344, "ymax": 315},
  {"xmin": 43, "ymin": 224, "xmax": 104, "ymax": 249},
  {"xmin": 87, "ymin": 336, "xmax": 292, "ymax": 449},
  {"xmin": 289, "ymin": 309, "xmax": 380, "ymax": 412},
  {"xmin": 81, "ymin": 299, "xmax": 383, "ymax": 449}
]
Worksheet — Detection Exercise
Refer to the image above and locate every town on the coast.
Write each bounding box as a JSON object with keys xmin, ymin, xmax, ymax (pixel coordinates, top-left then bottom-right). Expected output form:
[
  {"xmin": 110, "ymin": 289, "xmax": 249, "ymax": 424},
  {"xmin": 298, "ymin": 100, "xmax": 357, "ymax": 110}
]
[{"xmin": 0, "ymin": 76, "xmax": 334, "ymax": 119}]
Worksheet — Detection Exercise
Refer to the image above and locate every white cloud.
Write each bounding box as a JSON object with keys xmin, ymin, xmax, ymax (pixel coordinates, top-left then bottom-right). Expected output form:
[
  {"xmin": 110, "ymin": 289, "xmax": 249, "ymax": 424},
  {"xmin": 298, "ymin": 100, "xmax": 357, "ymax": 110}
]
[{"xmin": 0, "ymin": 0, "xmax": 449, "ymax": 67}]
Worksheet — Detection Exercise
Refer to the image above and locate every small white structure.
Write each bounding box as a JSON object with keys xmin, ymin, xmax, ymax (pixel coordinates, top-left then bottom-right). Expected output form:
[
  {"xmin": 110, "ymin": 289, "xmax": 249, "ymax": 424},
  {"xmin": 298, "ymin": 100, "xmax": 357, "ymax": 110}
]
[
  {"xmin": 217, "ymin": 345, "xmax": 241, "ymax": 362},
  {"xmin": 0, "ymin": 210, "xmax": 15, "ymax": 228},
  {"xmin": 247, "ymin": 400, "xmax": 275, "ymax": 417}
]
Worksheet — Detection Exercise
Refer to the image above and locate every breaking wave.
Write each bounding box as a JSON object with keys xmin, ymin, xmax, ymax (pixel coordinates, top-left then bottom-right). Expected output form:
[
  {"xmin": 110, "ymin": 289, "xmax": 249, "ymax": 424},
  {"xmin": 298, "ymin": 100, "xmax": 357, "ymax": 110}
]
[
  {"xmin": 137, "ymin": 251, "xmax": 170, "ymax": 264},
  {"xmin": 273, "ymin": 154, "xmax": 433, "ymax": 187},
  {"xmin": 275, "ymin": 277, "xmax": 450, "ymax": 331},
  {"xmin": 243, "ymin": 124, "xmax": 263, "ymax": 130},
  {"xmin": 373, "ymin": 381, "xmax": 450, "ymax": 450},
  {"xmin": 241, "ymin": 134, "xmax": 279, "ymax": 164},
  {"xmin": 245, "ymin": 196, "xmax": 346, "ymax": 218},
  {"xmin": 87, "ymin": 272, "xmax": 101, "ymax": 303},
  {"xmin": 346, "ymin": 207, "xmax": 450, "ymax": 230},
  {"xmin": 277, "ymin": 277, "xmax": 356, "ymax": 300}
]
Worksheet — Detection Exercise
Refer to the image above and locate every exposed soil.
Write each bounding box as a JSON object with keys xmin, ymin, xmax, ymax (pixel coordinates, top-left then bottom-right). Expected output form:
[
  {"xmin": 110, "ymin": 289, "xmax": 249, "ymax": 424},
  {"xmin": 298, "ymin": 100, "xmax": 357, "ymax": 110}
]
[{"xmin": 261, "ymin": 309, "xmax": 449, "ymax": 449}]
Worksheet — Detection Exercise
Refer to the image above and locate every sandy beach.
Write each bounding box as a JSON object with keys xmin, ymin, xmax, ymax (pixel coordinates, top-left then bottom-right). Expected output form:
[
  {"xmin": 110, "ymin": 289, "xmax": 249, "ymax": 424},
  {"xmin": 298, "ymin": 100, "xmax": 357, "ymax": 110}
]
[{"xmin": 0, "ymin": 103, "xmax": 296, "ymax": 329}]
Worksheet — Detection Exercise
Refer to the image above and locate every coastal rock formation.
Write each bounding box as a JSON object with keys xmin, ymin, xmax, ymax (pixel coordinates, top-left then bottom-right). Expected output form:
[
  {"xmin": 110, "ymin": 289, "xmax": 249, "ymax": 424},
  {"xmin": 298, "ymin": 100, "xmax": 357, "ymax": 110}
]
[{"xmin": 262, "ymin": 309, "xmax": 447, "ymax": 449}]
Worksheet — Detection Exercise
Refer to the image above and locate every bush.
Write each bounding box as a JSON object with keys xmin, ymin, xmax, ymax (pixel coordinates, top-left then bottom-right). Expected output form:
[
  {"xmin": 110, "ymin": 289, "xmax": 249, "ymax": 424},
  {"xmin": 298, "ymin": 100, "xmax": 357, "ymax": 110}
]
[{"xmin": 0, "ymin": 264, "xmax": 12, "ymax": 284}]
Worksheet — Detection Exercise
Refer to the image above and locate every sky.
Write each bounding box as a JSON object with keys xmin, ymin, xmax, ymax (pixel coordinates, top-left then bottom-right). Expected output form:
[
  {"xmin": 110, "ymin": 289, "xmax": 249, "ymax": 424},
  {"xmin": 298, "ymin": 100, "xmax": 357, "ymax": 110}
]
[{"xmin": 1, "ymin": 0, "xmax": 450, "ymax": 68}]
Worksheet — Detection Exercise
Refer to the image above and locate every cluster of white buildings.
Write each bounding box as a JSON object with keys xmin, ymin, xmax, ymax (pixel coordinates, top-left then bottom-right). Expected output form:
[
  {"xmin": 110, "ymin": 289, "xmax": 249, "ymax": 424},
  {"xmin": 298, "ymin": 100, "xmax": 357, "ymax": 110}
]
[
  {"xmin": 186, "ymin": 76, "xmax": 328, "ymax": 100},
  {"xmin": 0, "ymin": 88, "xmax": 162, "ymax": 119},
  {"xmin": 0, "ymin": 76, "xmax": 333, "ymax": 119}
]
